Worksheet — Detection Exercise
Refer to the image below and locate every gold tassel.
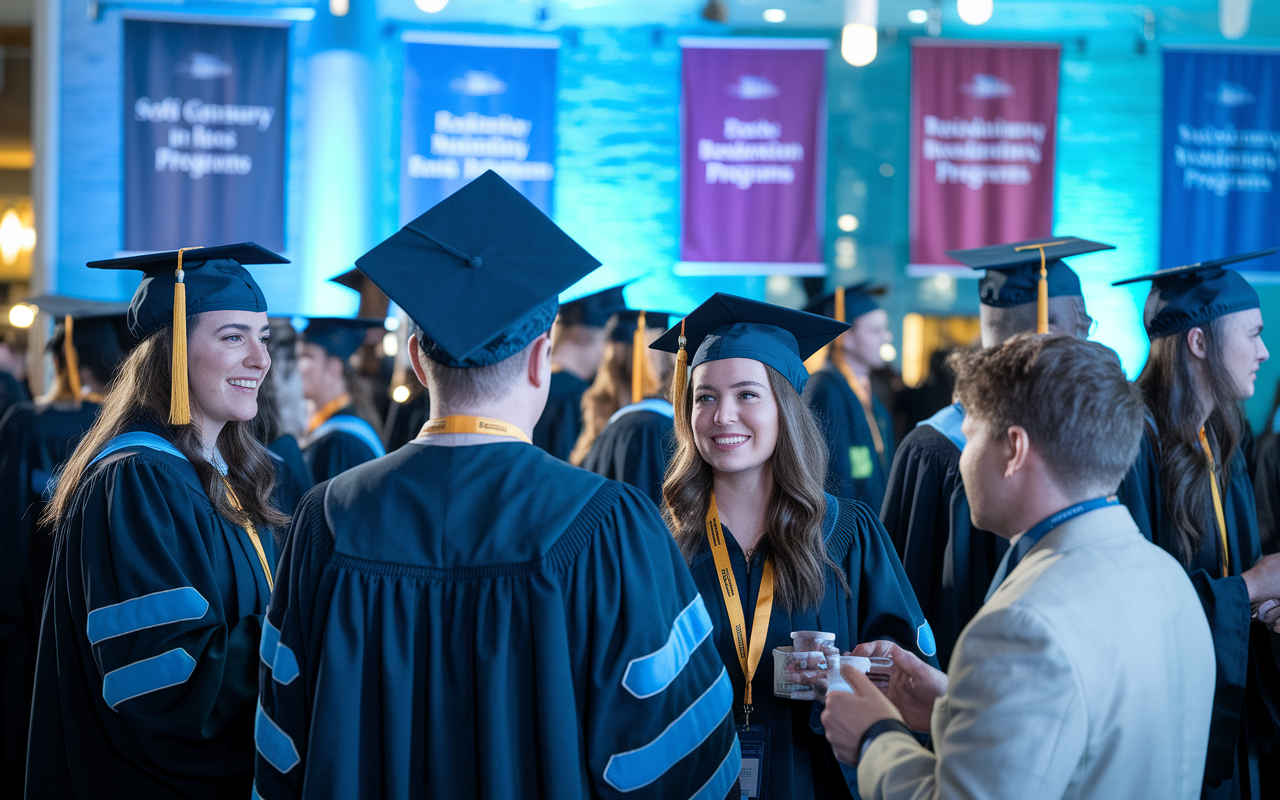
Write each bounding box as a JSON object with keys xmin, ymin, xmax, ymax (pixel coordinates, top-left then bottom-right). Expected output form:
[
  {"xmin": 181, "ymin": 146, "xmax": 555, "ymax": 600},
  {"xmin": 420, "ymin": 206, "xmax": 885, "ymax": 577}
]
[
  {"xmin": 1036, "ymin": 247, "xmax": 1049, "ymax": 335},
  {"xmin": 64, "ymin": 315, "xmax": 82, "ymax": 402},
  {"xmin": 169, "ymin": 247, "xmax": 197, "ymax": 425},
  {"xmin": 632, "ymin": 310, "xmax": 648, "ymax": 405},
  {"xmin": 672, "ymin": 318, "xmax": 688, "ymax": 418},
  {"xmin": 834, "ymin": 285, "xmax": 846, "ymax": 324}
]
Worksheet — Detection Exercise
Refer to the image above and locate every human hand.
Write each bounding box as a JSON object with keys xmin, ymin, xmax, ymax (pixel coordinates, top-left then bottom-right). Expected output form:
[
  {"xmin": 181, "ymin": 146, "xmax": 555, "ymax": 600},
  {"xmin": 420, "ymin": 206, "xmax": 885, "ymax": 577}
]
[
  {"xmin": 781, "ymin": 648, "xmax": 836, "ymax": 700},
  {"xmin": 1254, "ymin": 598, "xmax": 1280, "ymax": 633},
  {"xmin": 850, "ymin": 640, "xmax": 947, "ymax": 732},
  {"xmin": 1242, "ymin": 552, "xmax": 1280, "ymax": 605},
  {"xmin": 820, "ymin": 665, "xmax": 904, "ymax": 766}
]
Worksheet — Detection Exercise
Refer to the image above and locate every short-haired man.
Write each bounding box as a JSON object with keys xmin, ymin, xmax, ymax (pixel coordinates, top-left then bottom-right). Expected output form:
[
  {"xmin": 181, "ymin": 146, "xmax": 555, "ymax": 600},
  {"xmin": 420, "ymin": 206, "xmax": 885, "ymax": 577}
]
[
  {"xmin": 254, "ymin": 173, "xmax": 740, "ymax": 799},
  {"xmin": 822, "ymin": 334, "xmax": 1215, "ymax": 799}
]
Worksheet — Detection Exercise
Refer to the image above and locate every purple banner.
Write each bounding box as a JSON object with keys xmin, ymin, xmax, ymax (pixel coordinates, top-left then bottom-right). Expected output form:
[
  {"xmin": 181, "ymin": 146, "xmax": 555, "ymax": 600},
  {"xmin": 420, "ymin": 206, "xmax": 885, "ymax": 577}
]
[{"xmin": 678, "ymin": 39, "xmax": 828, "ymax": 275}]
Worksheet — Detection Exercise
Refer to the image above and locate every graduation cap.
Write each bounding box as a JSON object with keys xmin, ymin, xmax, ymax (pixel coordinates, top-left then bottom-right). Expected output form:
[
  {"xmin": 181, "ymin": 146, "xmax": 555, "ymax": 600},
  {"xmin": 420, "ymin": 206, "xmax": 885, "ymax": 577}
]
[
  {"xmin": 560, "ymin": 284, "xmax": 629, "ymax": 328},
  {"xmin": 1112, "ymin": 249, "xmax": 1272, "ymax": 340},
  {"xmin": 803, "ymin": 281, "xmax": 885, "ymax": 323},
  {"xmin": 301, "ymin": 317, "xmax": 386, "ymax": 362},
  {"xmin": 651, "ymin": 293, "xmax": 849, "ymax": 412},
  {"xmin": 25, "ymin": 295, "xmax": 131, "ymax": 402},
  {"xmin": 946, "ymin": 237, "xmax": 1114, "ymax": 332},
  {"xmin": 355, "ymin": 171, "xmax": 602, "ymax": 369},
  {"xmin": 86, "ymin": 242, "xmax": 288, "ymax": 424},
  {"xmin": 610, "ymin": 309, "xmax": 673, "ymax": 405},
  {"xmin": 329, "ymin": 268, "xmax": 365, "ymax": 293}
]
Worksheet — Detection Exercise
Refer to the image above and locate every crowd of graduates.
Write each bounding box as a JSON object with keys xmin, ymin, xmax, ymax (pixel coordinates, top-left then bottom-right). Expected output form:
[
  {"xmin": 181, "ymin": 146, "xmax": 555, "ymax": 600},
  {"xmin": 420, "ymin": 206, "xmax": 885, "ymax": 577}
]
[{"xmin": 0, "ymin": 170, "xmax": 1277, "ymax": 799}]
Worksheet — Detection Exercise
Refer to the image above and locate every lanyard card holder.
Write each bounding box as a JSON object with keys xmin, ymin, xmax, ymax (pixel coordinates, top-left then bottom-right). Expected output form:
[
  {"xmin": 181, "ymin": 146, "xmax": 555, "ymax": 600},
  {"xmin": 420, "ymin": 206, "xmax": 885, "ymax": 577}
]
[{"xmin": 736, "ymin": 724, "xmax": 770, "ymax": 799}]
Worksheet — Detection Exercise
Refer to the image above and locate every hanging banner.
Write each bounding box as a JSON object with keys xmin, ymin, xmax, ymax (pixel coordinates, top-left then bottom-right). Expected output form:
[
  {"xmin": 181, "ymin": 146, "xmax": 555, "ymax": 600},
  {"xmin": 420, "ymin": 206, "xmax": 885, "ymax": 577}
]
[
  {"xmin": 909, "ymin": 41, "xmax": 1060, "ymax": 275},
  {"xmin": 1162, "ymin": 49, "xmax": 1280, "ymax": 276},
  {"xmin": 400, "ymin": 32, "xmax": 558, "ymax": 224},
  {"xmin": 677, "ymin": 38, "xmax": 828, "ymax": 276},
  {"xmin": 124, "ymin": 19, "xmax": 287, "ymax": 252}
]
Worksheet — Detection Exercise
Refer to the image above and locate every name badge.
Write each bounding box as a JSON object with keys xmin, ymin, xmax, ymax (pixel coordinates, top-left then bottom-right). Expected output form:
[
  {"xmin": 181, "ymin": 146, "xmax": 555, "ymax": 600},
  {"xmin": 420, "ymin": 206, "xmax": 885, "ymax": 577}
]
[{"xmin": 736, "ymin": 724, "xmax": 770, "ymax": 799}]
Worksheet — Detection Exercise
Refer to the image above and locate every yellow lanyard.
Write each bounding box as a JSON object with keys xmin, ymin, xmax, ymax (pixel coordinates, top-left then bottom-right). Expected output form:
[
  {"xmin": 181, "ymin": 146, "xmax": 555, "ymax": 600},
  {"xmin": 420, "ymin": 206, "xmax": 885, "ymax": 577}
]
[
  {"xmin": 420, "ymin": 415, "xmax": 532, "ymax": 444},
  {"xmin": 222, "ymin": 479, "xmax": 274, "ymax": 592},
  {"xmin": 705, "ymin": 492, "xmax": 774, "ymax": 725},
  {"xmin": 833, "ymin": 353, "xmax": 887, "ymax": 472},
  {"xmin": 1198, "ymin": 427, "xmax": 1231, "ymax": 578},
  {"xmin": 308, "ymin": 394, "xmax": 352, "ymax": 434}
]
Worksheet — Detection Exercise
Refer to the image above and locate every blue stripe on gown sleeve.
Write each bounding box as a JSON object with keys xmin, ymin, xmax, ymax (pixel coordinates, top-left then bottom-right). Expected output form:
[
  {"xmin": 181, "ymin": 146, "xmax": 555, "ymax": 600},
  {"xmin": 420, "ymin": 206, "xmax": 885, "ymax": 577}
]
[
  {"xmin": 101, "ymin": 648, "xmax": 198, "ymax": 709},
  {"xmin": 260, "ymin": 618, "xmax": 300, "ymax": 685},
  {"xmin": 622, "ymin": 594, "xmax": 714, "ymax": 699},
  {"xmin": 256, "ymin": 701, "xmax": 301, "ymax": 774},
  {"xmin": 86, "ymin": 587, "xmax": 209, "ymax": 645},
  {"xmin": 603, "ymin": 667, "xmax": 734, "ymax": 792},
  {"xmin": 688, "ymin": 736, "xmax": 742, "ymax": 800}
]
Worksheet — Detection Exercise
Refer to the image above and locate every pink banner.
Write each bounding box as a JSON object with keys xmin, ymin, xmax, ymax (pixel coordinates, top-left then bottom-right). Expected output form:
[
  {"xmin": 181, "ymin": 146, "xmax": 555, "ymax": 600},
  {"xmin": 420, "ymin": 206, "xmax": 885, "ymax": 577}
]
[
  {"xmin": 909, "ymin": 41, "xmax": 1061, "ymax": 274},
  {"xmin": 678, "ymin": 38, "xmax": 828, "ymax": 276}
]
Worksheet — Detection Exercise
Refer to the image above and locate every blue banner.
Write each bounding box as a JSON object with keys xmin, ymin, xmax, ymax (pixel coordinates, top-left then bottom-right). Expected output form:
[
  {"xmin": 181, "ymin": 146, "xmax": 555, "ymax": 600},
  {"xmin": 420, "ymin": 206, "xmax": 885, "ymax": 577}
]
[
  {"xmin": 400, "ymin": 33, "xmax": 558, "ymax": 224},
  {"xmin": 124, "ymin": 20, "xmax": 287, "ymax": 252},
  {"xmin": 1162, "ymin": 49, "xmax": 1280, "ymax": 273}
]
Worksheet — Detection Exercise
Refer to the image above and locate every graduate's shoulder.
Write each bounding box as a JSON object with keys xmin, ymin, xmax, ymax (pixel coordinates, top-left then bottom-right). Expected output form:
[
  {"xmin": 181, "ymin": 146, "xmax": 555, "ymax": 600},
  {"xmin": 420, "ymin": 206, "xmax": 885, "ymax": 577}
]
[
  {"xmin": 896, "ymin": 422, "xmax": 963, "ymax": 465},
  {"xmin": 801, "ymin": 365, "xmax": 849, "ymax": 401},
  {"xmin": 826, "ymin": 494, "xmax": 890, "ymax": 557},
  {"xmin": 548, "ymin": 370, "xmax": 590, "ymax": 399}
]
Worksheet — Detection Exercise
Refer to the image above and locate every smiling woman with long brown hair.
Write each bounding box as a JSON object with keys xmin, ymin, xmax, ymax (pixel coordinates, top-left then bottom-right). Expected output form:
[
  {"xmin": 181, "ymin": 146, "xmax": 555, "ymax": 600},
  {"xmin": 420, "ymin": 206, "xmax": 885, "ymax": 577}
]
[
  {"xmin": 652, "ymin": 293, "xmax": 934, "ymax": 800},
  {"xmin": 25, "ymin": 245, "xmax": 288, "ymax": 799}
]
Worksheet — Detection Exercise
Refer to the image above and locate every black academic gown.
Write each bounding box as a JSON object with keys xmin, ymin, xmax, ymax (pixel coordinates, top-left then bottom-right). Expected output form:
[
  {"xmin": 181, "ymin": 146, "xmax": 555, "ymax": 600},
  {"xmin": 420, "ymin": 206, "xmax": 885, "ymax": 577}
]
[
  {"xmin": 688, "ymin": 495, "xmax": 936, "ymax": 800},
  {"xmin": 268, "ymin": 434, "xmax": 313, "ymax": 519},
  {"xmin": 581, "ymin": 400, "xmax": 675, "ymax": 509},
  {"xmin": 880, "ymin": 404, "xmax": 1155, "ymax": 671},
  {"xmin": 803, "ymin": 364, "xmax": 896, "ymax": 510},
  {"xmin": 0, "ymin": 400, "xmax": 100, "ymax": 795},
  {"xmin": 1126, "ymin": 431, "xmax": 1280, "ymax": 800},
  {"xmin": 382, "ymin": 387, "xmax": 430, "ymax": 452},
  {"xmin": 1251, "ymin": 432, "xmax": 1280, "ymax": 555},
  {"xmin": 26, "ymin": 423, "xmax": 276, "ymax": 798},
  {"xmin": 301, "ymin": 406, "xmax": 384, "ymax": 483},
  {"xmin": 532, "ymin": 370, "xmax": 590, "ymax": 461},
  {"xmin": 254, "ymin": 439, "xmax": 740, "ymax": 800},
  {"xmin": 0, "ymin": 371, "xmax": 30, "ymax": 425}
]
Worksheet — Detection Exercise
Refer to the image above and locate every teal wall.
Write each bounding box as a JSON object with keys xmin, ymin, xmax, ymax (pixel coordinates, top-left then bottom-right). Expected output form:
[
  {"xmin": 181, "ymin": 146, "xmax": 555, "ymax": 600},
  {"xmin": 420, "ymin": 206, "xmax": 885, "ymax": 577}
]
[{"xmin": 48, "ymin": 2, "xmax": 1280, "ymax": 427}]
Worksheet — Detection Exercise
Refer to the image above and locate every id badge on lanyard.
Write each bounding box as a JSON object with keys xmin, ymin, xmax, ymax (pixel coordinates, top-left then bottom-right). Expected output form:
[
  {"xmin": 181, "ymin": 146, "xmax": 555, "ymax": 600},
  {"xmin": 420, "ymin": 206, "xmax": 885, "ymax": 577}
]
[{"xmin": 706, "ymin": 492, "xmax": 776, "ymax": 798}]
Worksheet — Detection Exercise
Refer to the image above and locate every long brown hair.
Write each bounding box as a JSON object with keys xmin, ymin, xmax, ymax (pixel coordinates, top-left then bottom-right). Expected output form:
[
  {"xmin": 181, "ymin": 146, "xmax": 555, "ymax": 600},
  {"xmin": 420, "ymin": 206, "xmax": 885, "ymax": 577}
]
[
  {"xmin": 569, "ymin": 336, "xmax": 659, "ymax": 465},
  {"xmin": 662, "ymin": 363, "xmax": 843, "ymax": 611},
  {"xmin": 1137, "ymin": 317, "xmax": 1245, "ymax": 566},
  {"xmin": 44, "ymin": 315, "xmax": 288, "ymax": 533}
]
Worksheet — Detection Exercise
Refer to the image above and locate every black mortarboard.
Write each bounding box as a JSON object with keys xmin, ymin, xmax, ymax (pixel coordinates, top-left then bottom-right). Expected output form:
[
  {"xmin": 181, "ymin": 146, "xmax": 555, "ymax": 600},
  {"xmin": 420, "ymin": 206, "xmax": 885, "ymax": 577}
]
[
  {"xmin": 329, "ymin": 268, "xmax": 365, "ymax": 293},
  {"xmin": 803, "ymin": 281, "xmax": 885, "ymax": 322},
  {"xmin": 612, "ymin": 309, "xmax": 674, "ymax": 405},
  {"xmin": 609, "ymin": 310, "xmax": 672, "ymax": 343},
  {"xmin": 1112, "ymin": 249, "xmax": 1272, "ymax": 340},
  {"xmin": 26, "ymin": 295, "xmax": 131, "ymax": 401},
  {"xmin": 561, "ymin": 285, "xmax": 629, "ymax": 328},
  {"xmin": 354, "ymin": 171, "xmax": 602, "ymax": 368},
  {"xmin": 87, "ymin": 242, "xmax": 288, "ymax": 424},
  {"xmin": 946, "ymin": 236, "xmax": 1113, "ymax": 311},
  {"xmin": 301, "ymin": 317, "xmax": 386, "ymax": 362},
  {"xmin": 651, "ymin": 293, "xmax": 848, "ymax": 397}
]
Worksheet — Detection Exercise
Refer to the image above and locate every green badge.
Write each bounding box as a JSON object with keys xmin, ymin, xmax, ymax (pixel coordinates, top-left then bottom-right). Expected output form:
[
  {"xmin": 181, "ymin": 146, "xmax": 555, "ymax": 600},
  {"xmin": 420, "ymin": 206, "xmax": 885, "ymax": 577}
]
[{"xmin": 849, "ymin": 446, "xmax": 873, "ymax": 479}]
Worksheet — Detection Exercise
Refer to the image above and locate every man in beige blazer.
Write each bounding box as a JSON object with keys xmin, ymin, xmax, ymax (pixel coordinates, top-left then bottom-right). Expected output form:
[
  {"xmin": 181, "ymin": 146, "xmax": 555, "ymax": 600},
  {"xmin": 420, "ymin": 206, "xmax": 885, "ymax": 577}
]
[{"xmin": 821, "ymin": 334, "xmax": 1216, "ymax": 800}]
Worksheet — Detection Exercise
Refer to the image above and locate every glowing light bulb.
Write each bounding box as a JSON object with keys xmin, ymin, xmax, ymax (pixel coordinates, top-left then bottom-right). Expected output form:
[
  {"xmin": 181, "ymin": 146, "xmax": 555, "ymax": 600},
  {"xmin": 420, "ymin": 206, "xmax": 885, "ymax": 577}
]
[
  {"xmin": 415, "ymin": 0, "xmax": 449, "ymax": 12},
  {"xmin": 879, "ymin": 343, "xmax": 897, "ymax": 362},
  {"xmin": 392, "ymin": 385, "xmax": 411, "ymax": 403},
  {"xmin": 838, "ymin": 214, "xmax": 859, "ymax": 232},
  {"xmin": 329, "ymin": 0, "xmax": 349, "ymax": 17},
  {"xmin": 8, "ymin": 304, "xmax": 35, "ymax": 328},
  {"xmin": 383, "ymin": 332, "xmax": 399, "ymax": 357},
  {"xmin": 842, "ymin": 23, "xmax": 877, "ymax": 67},
  {"xmin": 0, "ymin": 209, "xmax": 21, "ymax": 265},
  {"xmin": 763, "ymin": 9, "xmax": 786, "ymax": 23},
  {"xmin": 907, "ymin": 9, "xmax": 928, "ymax": 23},
  {"xmin": 957, "ymin": 0, "xmax": 993, "ymax": 26}
]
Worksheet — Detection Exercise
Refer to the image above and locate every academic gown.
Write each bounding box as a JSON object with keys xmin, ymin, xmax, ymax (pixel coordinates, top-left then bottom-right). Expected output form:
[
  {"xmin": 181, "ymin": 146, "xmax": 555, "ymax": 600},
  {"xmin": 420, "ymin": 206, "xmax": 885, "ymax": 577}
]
[
  {"xmin": 581, "ymin": 399, "xmax": 675, "ymax": 509},
  {"xmin": 0, "ymin": 371, "xmax": 30, "ymax": 425},
  {"xmin": 880, "ymin": 404, "xmax": 1155, "ymax": 671},
  {"xmin": 254, "ymin": 439, "xmax": 740, "ymax": 800},
  {"xmin": 382, "ymin": 387, "xmax": 430, "ymax": 452},
  {"xmin": 268, "ymin": 434, "xmax": 313, "ymax": 519},
  {"xmin": 1251, "ymin": 432, "xmax": 1280, "ymax": 555},
  {"xmin": 687, "ymin": 495, "xmax": 936, "ymax": 800},
  {"xmin": 0, "ymin": 400, "xmax": 100, "ymax": 795},
  {"xmin": 532, "ymin": 370, "xmax": 590, "ymax": 461},
  {"xmin": 1125, "ymin": 431, "xmax": 1280, "ymax": 800},
  {"xmin": 301, "ymin": 406, "xmax": 384, "ymax": 483},
  {"xmin": 803, "ymin": 364, "xmax": 896, "ymax": 510},
  {"xmin": 26, "ymin": 423, "xmax": 276, "ymax": 798}
]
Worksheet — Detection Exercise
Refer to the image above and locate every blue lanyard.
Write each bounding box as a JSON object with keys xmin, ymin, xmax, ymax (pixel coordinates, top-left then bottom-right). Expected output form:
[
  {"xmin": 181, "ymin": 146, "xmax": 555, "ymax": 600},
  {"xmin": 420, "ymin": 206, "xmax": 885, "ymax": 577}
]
[{"xmin": 985, "ymin": 495, "xmax": 1118, "ymax": 602}]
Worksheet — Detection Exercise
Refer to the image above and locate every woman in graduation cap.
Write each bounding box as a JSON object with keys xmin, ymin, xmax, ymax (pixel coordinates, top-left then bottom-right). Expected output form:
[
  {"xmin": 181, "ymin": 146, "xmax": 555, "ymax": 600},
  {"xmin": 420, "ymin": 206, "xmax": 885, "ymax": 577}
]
[
  {"xmin": 26, "ymin": 244, "xmax": 289, "ymax": 798},
  {"xmin": 0, "ymin": 296, "xmax": 132, "ymax": 789},
  {"xmin": 296, "ymin": 317, "xmax": 387, "ymax": 483},
  {"xmin": 653, "ymin": 293, "xmax": 935, "ymax": 800},
  {"xmin": 1114, "ymin": 250, "xmax": 1280, "ymax": 800},
  {"xmin": 801, "ymin": 282, "xmax": 896, "ymax": 510}
]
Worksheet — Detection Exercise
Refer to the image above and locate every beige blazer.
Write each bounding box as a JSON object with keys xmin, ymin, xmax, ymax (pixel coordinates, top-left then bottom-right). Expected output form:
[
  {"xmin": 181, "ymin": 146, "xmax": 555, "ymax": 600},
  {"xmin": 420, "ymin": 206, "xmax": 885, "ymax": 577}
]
[{"xmin": 858, "ymin": 504, "xmax": 1215, "ymax": 800}]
